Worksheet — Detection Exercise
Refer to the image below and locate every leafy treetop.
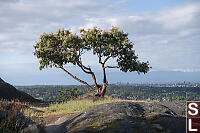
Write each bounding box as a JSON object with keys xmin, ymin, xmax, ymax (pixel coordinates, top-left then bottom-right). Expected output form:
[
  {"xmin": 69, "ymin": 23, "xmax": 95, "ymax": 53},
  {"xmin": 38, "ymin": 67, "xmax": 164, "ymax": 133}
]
[
  {"xmin": 34, "ymin": 27, "xmax": 150, "ymax": 96},
  {"xmin": 34, "ymin": 27, "xmax": 149, "ymax": 73}
]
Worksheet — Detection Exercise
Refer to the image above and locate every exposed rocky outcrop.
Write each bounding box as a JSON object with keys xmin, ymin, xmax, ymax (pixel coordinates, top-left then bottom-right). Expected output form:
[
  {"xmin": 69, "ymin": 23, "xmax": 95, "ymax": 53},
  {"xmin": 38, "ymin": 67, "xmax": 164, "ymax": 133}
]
[
  {"xmin": 0, "ymin": 77, "xmax": 39, "ymax": 103},
  {"xmin": 45, "ymin": 101, "xmax": 186, "ymax": 133}
]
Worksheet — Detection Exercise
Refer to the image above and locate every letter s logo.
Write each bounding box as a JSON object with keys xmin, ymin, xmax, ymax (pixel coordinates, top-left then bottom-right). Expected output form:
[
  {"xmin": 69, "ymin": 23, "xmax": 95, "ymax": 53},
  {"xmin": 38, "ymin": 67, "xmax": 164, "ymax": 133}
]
[{"xmin": 188, "ymin": 103, "xmax": 198, "ymax": 116}]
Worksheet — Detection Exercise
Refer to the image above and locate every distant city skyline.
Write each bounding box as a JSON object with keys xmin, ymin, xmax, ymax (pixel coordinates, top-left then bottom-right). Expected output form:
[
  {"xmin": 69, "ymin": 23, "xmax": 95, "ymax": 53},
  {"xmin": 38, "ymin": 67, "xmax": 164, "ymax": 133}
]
[{"xmin": 0, "ymin": 0, "xmax": 200, "ymax": 85}]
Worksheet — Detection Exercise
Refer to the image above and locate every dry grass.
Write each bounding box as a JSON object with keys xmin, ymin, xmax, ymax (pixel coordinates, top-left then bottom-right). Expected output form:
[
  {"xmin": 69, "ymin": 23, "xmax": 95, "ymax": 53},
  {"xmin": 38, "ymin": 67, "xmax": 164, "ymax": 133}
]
[
  {"xmin": 26, "ymin": 97, "xmax": 150, "ymax": 117},
  {"xmin": 26, "ymin": 97, "xmax": 121, "ymax": 117},
  {"xmin": 0, "ymin": 99, "xmax": 29, "ymax": 133},
  {"xmin": 45, "ymin": 97, "xmax": 119, "ymax": 115},
  {"xmin": 118, "ymin": 99, "xmax": 151, "ymax": 103},
  {"xmin": 0, "ymin": 97, "xmax": 150, "ymax": 132}
]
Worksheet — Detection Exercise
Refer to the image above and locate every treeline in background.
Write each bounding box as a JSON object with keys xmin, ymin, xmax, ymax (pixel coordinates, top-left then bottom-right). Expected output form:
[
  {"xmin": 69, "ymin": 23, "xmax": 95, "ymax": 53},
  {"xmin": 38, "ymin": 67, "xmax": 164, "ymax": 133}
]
[{"xmin": 16, "ymin": 83, "xmax": 200, "ymax": 102}]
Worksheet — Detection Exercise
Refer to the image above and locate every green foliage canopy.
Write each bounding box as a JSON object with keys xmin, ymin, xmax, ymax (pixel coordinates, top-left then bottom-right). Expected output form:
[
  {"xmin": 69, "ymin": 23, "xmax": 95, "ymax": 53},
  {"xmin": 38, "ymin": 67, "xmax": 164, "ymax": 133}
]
[{"xmin": 34, "ymin": 27, "xmax": 150, "ymax": 73}]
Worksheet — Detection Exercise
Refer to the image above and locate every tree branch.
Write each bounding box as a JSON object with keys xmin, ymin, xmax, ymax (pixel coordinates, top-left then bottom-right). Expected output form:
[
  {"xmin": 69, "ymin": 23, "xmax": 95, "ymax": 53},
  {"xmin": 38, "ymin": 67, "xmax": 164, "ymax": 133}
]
[
  {"xmin": 57, "ymin": 65, "xmax": 97, "ymax": 92},
  {"xmin": 101, "ymin": 64, "xmax": 108, "ymax": 95},
  {"xmin": 77, "ymin": 61, "xmax": 99, "ymax": 92},
  {"xmin": 78, "ymin": 60, "xmax": 91, "ymax": 71},
  {"xmin": 103, "ymin": 56, "xmax": 111, "ymax": 64},
  {"xmin": 99, "ymin": 56, "xmax": 103, "ymax": 64},
  {"xmin": 101, "ymin": 64, "xmax": 107, "ymax": 83},
  {"xmin": 104, "ymin": 66, "xmax": 119, "ymax": 68},
  {"xmin": 77, "ymin": 62, "xmax": 91, "ymax": 74}
]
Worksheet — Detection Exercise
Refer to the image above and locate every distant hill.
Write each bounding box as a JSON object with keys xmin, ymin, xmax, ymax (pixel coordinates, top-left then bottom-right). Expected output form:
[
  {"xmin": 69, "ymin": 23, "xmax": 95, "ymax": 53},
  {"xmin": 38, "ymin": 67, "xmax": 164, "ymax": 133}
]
[
  {"xmin": 0, "ymin": 77, "xmax": 40, "ymax": 103},
  {"xmin": 0, "ymin": 77, "xmax": 4, "ymax": 82}
]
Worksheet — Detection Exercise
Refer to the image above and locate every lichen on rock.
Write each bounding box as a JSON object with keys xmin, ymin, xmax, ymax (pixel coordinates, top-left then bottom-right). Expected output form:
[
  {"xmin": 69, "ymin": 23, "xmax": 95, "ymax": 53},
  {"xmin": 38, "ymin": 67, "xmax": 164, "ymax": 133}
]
[{"xmin": 53, "ymin": 101, "xmax": 186, "ymax": 133}]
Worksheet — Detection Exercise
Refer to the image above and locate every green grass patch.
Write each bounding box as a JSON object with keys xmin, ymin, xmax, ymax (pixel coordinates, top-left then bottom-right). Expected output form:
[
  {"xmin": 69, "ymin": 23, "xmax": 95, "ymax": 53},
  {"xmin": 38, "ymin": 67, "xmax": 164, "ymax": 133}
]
[
  {"xmin": 24, "ymin": 97, "xmax": 148, "ymax": 117},
  {"xmin": 44, "ymin": 97, "xmax": 121, "ymax": 116}
]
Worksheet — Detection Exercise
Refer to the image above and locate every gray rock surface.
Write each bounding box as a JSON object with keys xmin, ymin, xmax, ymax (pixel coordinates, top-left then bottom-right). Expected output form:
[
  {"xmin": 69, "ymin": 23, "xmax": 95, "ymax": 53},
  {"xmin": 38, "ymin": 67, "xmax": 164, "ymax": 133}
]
[
  {"xmin": 45, "ymin": 101, "xmax": 186, "ymax": 133},
  {"xmin": 20, "ymin": 123, "xmax": 39, "ymax": 133}
]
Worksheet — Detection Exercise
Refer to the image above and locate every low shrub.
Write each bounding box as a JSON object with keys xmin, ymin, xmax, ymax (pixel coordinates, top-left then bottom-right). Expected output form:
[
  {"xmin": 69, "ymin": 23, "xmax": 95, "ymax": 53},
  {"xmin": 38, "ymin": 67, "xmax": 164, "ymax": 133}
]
[{"xmin": 56, "ymin": 87, "xmax": 80, "ymax": 102}]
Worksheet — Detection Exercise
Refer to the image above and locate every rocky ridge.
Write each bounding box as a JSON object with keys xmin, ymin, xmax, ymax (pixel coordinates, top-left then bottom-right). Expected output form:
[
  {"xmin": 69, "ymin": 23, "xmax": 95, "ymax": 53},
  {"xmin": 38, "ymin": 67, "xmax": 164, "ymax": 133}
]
[
  {"xmin": 0, "ymin": 77, "xmax": 39, "ymax": 103},
  {"xmin": 45, "ymin": 101, "xmax": 186, "ymax": 133}
]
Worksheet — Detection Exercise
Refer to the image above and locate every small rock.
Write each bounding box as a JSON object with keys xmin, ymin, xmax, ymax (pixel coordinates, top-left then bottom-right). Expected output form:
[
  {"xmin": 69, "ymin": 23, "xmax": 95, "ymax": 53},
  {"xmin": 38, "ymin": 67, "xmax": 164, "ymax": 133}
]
[
  {"xmin": 20, "ymin": 124, "xmax": 39, "ymax": 133},
  {"xmin": 152, "ymin": 124, "xmax": 163, "ymax": 130}
]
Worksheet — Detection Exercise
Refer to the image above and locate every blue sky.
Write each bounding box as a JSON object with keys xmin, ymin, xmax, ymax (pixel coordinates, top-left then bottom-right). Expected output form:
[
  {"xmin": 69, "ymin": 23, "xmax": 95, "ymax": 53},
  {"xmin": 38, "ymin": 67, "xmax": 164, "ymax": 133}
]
[{"xmin": 0, "ymin": 0, "xmax": 200, "ymax": 85}]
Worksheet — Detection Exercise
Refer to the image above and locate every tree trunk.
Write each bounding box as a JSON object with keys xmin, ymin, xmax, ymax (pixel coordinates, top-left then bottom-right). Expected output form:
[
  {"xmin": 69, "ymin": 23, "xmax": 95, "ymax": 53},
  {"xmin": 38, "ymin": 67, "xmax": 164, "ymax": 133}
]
[
  {"xmin": 100, "ymin": 83, "xmax": 107, "ymax": 97},
  {"xmin": 98, "ymin": 64, "xmax": 108, "ymax": 97},
  {"xmin": 94, "ymin": 83, "xmax": 107, "ymax": 97}
]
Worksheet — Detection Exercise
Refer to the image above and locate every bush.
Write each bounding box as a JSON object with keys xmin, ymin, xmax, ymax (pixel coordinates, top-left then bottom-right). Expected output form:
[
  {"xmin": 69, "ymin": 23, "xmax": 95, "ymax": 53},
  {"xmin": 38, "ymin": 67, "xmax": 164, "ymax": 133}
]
[
  {"xmin": 56, "ymin": 87, "xmax": 80, "ymax": 102},
  {"xmin": 0, "ymin": 99, "xmax": 27, "ymax": 133}
]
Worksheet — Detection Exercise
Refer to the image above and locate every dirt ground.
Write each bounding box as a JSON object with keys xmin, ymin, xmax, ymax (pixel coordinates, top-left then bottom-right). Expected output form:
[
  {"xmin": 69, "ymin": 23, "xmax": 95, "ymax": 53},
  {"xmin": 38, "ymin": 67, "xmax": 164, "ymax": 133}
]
[{"xmin": 43, "ymin": 112, "xmax": 78, "ymax": 125}]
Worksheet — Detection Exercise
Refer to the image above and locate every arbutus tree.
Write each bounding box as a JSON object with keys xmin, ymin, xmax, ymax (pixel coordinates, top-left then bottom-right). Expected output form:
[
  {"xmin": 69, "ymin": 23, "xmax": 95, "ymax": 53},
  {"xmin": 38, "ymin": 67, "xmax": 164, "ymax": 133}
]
[{"xmin": 33, "ymin": 27, "xmax": 150, "ymax": 97}]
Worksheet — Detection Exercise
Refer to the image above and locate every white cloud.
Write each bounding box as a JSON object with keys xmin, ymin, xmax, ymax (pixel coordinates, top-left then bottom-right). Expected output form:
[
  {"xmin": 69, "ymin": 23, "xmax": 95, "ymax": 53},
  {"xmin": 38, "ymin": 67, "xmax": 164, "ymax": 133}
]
[
  {"xmin": 154, "ymin": 3, "xmax": 200, "ymax": 29},
  {"xmin": 0, "ymin": 0, "xmax": 199, "ymax": 73},
  {"xmin": 0, "ymin": 0, "xmax": 118, "ymax": 55},
  {"xmin": 172, "ymin": 68, "xmax": 200, "ymax": 72},
  {"xmin": 79, "ymin": 2, "xmax": 200, "ymax": 72}
]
